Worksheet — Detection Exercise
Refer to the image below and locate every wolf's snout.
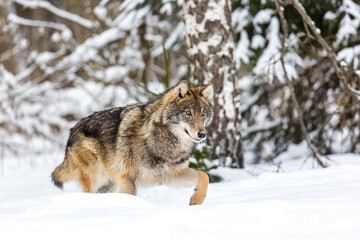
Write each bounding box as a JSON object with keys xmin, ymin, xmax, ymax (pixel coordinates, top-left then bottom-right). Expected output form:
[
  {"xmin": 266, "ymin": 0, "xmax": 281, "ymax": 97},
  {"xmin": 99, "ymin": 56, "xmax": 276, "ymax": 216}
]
[{"xmin": 197, "ymin": 131, "xmax": 206, "ymax": 139}]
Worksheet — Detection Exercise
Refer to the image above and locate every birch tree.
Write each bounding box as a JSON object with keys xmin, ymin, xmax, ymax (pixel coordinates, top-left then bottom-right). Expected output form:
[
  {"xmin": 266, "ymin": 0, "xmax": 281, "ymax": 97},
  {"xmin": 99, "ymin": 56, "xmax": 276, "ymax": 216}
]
[{"xmin": 183, "ymin": 0, "xmax": 243, "ymax": 167}]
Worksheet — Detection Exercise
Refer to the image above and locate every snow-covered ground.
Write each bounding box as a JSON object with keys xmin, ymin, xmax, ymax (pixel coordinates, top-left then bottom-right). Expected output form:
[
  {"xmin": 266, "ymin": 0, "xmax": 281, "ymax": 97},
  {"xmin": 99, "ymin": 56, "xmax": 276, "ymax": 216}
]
[{"xmin": 1, "ymin": 152, "xmax": 360, "ymax": 240}]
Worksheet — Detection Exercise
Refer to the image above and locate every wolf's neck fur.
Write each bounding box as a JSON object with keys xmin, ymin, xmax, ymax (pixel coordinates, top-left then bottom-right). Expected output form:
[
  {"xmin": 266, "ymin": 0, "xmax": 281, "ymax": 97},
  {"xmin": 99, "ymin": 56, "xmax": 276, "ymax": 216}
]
[{"xmin": 140, "ymin": 97, "xmax": 195, "ymax": 164}]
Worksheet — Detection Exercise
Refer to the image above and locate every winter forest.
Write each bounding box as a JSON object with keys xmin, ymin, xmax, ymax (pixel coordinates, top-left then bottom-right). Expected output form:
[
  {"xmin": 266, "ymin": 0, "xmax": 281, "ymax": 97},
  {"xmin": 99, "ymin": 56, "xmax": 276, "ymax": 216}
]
[{"xmin": 1, "ymin": 0, "xmax": 360, "ymax": 239}]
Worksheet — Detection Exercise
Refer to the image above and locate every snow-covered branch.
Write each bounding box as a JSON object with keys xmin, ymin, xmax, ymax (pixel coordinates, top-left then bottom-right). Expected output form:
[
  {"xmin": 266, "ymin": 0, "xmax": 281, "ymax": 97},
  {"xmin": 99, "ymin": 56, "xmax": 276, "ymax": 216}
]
[
  {"xmin": 14, "ymin": 0, "xmax": 96, "ymax": 30},
  {"xmin": 290, "ymin": 0, "xmax": 360, "ymax": 101},
  {"xmin": 53, "ymin": 28, "xmax": 126, "ymax": 73},
  {"xmin": 8, "ymin": 13, "xmax": 67, "ymax": 31},
  {"xmin": 242, "ymin": 120, "xmax": 281, "ymax": 138}
]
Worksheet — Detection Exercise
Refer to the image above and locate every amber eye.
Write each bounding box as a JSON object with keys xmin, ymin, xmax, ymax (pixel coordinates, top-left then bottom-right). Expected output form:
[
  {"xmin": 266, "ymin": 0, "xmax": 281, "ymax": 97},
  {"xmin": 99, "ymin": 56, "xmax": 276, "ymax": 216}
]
[
  {"xmin": 185, "ymin": 110, "xmax": 191, "ymax": 115},
  {"xmin": 202, "ymin": 112, "xmax": 206, "ymax": 117}
]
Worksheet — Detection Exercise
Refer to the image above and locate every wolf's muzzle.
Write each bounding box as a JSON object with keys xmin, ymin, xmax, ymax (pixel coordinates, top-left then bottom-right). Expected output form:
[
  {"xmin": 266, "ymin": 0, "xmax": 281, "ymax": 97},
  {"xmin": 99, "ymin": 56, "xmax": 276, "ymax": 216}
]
[{"xmin": 198, "ymin": 131, "xmax": 206, "ymax": 139}]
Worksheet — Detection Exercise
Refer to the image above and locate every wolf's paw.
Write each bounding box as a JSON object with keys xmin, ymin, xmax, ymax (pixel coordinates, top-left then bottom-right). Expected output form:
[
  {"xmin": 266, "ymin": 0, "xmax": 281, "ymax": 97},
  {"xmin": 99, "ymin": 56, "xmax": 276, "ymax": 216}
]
[{"xmin": 189, "ymin": 189, "xmax": 206, "ymax": 205}]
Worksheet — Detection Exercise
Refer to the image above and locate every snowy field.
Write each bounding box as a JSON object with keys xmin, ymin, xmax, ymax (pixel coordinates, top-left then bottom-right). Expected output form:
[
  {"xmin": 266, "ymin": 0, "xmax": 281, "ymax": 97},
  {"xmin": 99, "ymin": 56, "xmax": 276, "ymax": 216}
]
[{"xmin": 1, "ymin": 152, "xmax": 360, "ymax": 240}]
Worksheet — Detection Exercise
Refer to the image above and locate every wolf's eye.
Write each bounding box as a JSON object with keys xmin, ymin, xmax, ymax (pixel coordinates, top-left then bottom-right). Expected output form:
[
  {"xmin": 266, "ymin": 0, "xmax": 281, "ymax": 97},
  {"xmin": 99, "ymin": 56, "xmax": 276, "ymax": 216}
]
[
  {"xmin": 202, "ymin": 112, "xmax": 206, "ymax": 117},
  {"xmin": 185, "ymin": 110, "xmax": 191, "ymax": 115}
]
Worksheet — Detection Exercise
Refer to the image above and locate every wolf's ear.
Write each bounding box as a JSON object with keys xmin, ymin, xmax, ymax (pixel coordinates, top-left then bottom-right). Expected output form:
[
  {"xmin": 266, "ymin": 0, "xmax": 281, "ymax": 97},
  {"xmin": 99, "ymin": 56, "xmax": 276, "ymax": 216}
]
[
  {"xmin": 200, "ymin": 83, "xmax": 214, "ymax": 100},
  {"xmin": 174, "ymin": 80, "xmax": 189, "ymax": 98}
]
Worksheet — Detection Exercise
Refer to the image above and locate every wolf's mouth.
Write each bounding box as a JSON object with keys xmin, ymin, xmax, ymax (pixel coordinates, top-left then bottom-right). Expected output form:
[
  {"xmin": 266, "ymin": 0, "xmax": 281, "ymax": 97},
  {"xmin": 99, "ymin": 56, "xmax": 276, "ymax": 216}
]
[{"xmin": 184, "ymin": 129, "xmax": 203, "ymax": 143}]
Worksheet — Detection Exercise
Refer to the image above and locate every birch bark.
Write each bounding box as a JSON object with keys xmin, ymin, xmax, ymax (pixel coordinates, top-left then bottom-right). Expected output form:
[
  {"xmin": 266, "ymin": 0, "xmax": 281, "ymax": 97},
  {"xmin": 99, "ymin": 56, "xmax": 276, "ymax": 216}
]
[{"xmin": 183, "ymin": 0, "xmax": 243, "ymax": 167}]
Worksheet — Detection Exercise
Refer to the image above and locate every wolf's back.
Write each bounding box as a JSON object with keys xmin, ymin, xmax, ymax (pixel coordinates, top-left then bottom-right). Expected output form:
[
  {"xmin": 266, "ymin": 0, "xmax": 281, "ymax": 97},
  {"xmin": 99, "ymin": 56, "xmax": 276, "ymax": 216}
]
[{"xmin": 51, "ymin": 107, "xmax": 127, "ymax": 189}]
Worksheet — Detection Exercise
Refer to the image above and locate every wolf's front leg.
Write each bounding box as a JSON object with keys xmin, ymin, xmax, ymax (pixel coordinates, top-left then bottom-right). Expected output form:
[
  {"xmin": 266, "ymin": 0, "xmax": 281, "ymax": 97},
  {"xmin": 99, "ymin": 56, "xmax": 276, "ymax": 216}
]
[
  {"xmin": 169, "ymin": 168, "xmax": 209, "ymax": 205},
  {"xmin": 117, "ymin": 174, "xmax": 137, "ymax": 195},
  {"xmin": 189, "ymin": 170, "xmax": 209, "ymax": 205}
]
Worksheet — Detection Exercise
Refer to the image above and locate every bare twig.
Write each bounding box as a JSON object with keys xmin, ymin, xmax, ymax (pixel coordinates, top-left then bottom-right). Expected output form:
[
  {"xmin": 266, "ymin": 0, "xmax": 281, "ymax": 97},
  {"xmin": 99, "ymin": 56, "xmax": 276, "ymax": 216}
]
[
  {"xmin": 275, "ymin": 0, "xmax": 326, "ymax": 168},
  {"xmin": 137, "ymin": 83, "xmax": 159, "ymax": 97},
  {"xmin": 290, "ymin": 0, "xmax": 360, "ymax": 101}
]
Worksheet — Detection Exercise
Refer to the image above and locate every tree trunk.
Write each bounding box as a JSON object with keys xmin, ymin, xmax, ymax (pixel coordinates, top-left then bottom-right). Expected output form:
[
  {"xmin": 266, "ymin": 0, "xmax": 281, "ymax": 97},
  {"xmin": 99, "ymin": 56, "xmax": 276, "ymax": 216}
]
[{"xmin": 183, "ymin": 0, "xmax": 243, "ymax": 168}]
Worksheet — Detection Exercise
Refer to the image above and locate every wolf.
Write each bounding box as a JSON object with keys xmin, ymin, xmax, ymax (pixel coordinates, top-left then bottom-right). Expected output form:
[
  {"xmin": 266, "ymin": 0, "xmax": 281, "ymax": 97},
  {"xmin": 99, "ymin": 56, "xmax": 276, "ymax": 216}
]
[{"xmin": 51, "ymin": 80, "xmax": 214, "ymax": 205}]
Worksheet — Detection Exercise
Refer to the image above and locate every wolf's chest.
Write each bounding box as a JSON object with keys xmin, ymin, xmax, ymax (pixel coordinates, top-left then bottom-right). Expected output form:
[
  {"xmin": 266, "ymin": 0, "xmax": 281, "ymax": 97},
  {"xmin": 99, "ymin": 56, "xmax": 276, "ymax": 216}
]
[{"xmin": 137, "ymin": 159, "xmax": 189, "ymax": 187}]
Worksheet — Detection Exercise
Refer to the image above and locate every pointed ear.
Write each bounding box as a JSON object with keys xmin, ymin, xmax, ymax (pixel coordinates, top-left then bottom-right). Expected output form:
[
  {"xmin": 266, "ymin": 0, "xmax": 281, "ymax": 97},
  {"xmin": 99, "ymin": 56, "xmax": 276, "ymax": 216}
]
[
  {"xmin": 200, "ymin": 83, "xmax": 214, "ymax": 100},
  {"xmin": 173, "ymin": 80, "xmax": 189, "ymax": 98}
]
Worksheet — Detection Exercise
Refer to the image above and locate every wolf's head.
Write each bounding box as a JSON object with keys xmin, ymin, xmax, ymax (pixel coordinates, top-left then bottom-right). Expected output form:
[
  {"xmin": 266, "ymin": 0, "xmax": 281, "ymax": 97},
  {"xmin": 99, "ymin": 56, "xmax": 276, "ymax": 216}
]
[{"xmin": 164, "ymin": 80, "xmax": 214, "ymax": 143}]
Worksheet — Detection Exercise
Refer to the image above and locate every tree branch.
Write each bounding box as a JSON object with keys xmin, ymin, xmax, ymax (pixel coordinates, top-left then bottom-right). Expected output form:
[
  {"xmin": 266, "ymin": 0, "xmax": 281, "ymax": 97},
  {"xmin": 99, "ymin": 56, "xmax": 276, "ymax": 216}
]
[
  {"xmin": 14, "ymin": 0, "xmax": 96, "ymax": 30},
  {"xmin": 8, "ymin": 13, "xmax": 67, "ymax": 31},
  {"xmin": 275, "ymin": 0, "xmax": 326, "ymax": 168},
  {"xmin": 290, "ymin": 0, "xmax": 360, "ymax": 101}
]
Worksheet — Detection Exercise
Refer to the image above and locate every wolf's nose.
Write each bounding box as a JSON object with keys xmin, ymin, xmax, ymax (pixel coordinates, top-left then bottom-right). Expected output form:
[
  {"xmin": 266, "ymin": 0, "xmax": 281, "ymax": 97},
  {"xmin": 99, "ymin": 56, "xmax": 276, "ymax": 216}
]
[{"xmin": 198, "ymin": 131, "xmax": 206, "ymax": 139}]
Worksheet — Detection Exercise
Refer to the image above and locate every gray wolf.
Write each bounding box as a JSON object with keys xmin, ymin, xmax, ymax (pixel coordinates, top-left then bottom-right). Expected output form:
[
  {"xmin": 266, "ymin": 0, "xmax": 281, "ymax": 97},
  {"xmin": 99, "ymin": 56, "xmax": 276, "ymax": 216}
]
[{"xmin": 51, "ymin": 80, "xmax": 214, "ymax": 205}]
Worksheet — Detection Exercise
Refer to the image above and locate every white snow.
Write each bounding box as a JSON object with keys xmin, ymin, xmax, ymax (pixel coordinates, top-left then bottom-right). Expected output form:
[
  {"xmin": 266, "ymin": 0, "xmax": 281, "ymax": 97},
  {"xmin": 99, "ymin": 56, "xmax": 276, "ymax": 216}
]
[
  {"xmin": 324, "ymin": 11, "xmax": 337, "ymax": 20},
  {"xmin": 253, "ymin": 9, "xmax": 275, "ymax": 26},
  {"xmin": 253, "ymin": 17, "xmax": 281, "ymax": 82},
  {"xmin": 102, "ymin": 66, "xmax": 129, "ymax": 83},
  {"xmin": 234, "ymin": 30, "xmax": 252, "ymax": 68},
  {"xmin": 51, "ymin": 32, "xmax": 61, "ymax": 42},
  {"xmin": 113, "ymin": 1, "xmax": 148, "ymax": 30},
  {"xmin": 232, "ymin": 7, "xmax": 250, "ymax": 32},
  {"xmin": 337, "ymin": 44, "xmax": 360, "ymax": 69},
  {"xmin": 151, "ymin": 22, "xmax": 184, "ymax": 57},
  {"xmin": 253, "ymin": 17, "xmax": 302, "ymax": 83},
  {"xmin": 251, "ymin": 34, "xmax": 266, "ymax": 49},
  {"xmin": 159, "ymin": 1, "xmax": 173, "ymax": 15},
  {"xmin": 61, "ymin": 28, "xmax": 73, "ymax": 42},
  {"xmin": 1, "ymin": 152, "xmax": 360, "ymax": 240},
  {"xmin": 94, "ymin": 5, "xmax": 107, "ymax": 21},
  {"xmin": 336, "ymin": 14, "xmax": 359, "ymax": 45},
  {"xmin": 55, "ymin": 27, "xmax": 126, "ymax": 71}
]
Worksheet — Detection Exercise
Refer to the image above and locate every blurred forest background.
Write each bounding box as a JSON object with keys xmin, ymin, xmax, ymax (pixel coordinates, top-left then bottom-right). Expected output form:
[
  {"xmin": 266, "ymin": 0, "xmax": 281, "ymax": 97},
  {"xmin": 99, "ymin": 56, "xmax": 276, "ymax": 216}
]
[{"xmin": 0, "ymin": 0, "xmax": 359, "ymax": 170}]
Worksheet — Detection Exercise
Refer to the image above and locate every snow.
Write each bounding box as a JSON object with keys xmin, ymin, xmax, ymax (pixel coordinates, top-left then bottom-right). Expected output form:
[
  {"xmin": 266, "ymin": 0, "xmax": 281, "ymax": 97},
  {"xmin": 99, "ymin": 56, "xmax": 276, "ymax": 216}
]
[
  {"xmin": 159, "ymin": 1, "xmax": 173, "ymax": 15},
  {"xmin": 234, "ymin": 30, "xmax": 252, "ymax": 68},
  {"xmin": 253, "ymin": 17, "xmax": 302, "ymax": 83},
  {"xmin": 336, "ymin": 14, "xmax": 359, "ymax": 45},
  {"xmin": 113, "ymin": 0, "xmax": 148, "ymax": 30},
  {"xmin": 343, "ymin": 0, "xmax": 360, "ymax": 20},
  {"xmin": 232, "ymin": 7, "xmax": 250, "ymax": 32},
  {"xmin": 61, "ymin": 28, "xmax": 72, "ymax": 42},
  {"xmin": 253, "ymin": 17, "xmax": 281, "ymax": 82},
  {"xmin": 242, "ymin": 120, "xmax": 282, "ymax": 138},
  {"xmin": 324, "ymin": 11, "xmax": 337, "ymax": 20},
  {"xmin": 147, "ymin": 81, "xmax": 166, "ymax": 95},
  {"xmin": 35, "ymin": 50, "xmax": 63, "ymax": 65},
  {"xmin": 1, "ymin": 152, "xmax": 360, "ymax": 240},
  {"xmin": 251, "ymin": 34, "xmax": 265, "ymax": 49},
  {"xmin": 51, "ymin": 32, "xmax": 61, "ymax": 42},
  {"xmin": 152, "ymin": 22, "xmax": 184, "ymax": 57},
  {"xmin": 55, "ymin": 27, "xmax": 126, "ymax": 71},
  {"xmin": 337, "ymin": 43, "xmax": 360, "ymax": 70},
  {"xmin": 102, "ymin": 66, "xmax": 129, "ymax": 83},
  {"xmin": 253, "ymin": 9, "xmax": 275, "ymax": 26},
  {"xmin": 94, "ymin": 5, "xmax": 107, "ymax": 21}
]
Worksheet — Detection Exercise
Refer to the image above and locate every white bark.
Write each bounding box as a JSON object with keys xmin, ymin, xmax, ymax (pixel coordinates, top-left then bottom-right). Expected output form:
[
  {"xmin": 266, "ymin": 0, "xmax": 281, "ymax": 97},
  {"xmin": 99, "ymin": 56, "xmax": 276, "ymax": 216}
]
[{"xmin": 183, "ymin": 0, "xmax": 243, "ymax": 167}]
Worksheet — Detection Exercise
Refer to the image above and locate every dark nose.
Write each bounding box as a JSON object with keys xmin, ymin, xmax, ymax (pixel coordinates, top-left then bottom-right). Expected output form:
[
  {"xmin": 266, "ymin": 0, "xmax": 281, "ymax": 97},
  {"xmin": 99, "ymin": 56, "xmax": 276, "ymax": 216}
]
[{"xmin": 198, "ymin": 131, "xmax": 206, "ymax": 139}]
